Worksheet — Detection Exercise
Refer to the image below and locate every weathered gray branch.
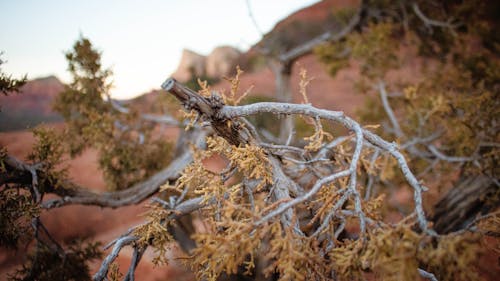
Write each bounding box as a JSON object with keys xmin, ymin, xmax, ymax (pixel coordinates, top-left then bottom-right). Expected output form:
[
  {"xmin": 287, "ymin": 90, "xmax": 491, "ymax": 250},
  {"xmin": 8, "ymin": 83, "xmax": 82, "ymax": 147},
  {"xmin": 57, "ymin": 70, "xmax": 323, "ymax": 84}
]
[
  {"xmin": 92, "ymin": 196, "xmax": 205, "ymax": 281},
  {"xmin": 108, "ymin": 95, "xmax": 179, "ymax": 125},
  {"xmin": 93, "ymin": 235, "xmax": 137, "ymax": 281},
  {"xmin": 219, "ymin": 102, "xmax": 433, "ymax": 233},
  {"xmin": 412, "ymin": 2, "xmax": 457, "ymax": 29},
  {"xmin": 161, "ymin": 79, "xmax": 434, "ymax": 233},
  {"xmin": 418, "ymin": 268, "xmax": 438, "ymax": 281},
  {"xmin": 1, "ymin": 128, "xmax": 206, "ymax": 209},
  {"xmin": 278, "ymin": 2, "xmax": 364, "ymax": 64}
]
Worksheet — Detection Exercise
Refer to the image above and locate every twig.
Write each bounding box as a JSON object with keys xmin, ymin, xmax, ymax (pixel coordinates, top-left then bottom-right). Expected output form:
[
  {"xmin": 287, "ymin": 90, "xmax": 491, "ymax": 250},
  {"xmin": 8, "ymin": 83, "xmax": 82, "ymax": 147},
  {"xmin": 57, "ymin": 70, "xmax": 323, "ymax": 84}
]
[
  {"xmin": 255, "ymin": 169, "xmax": 351, "ymax": 226},
  {"xmin": 245, "ymin": 0, "xmax": 263, "ymax": 36},
  {"xmin": 378, "ymin": 82, "xmax": 403, "ymax": 138},
  {"xmin": 412, "ymin": 2, "xmax": 458, "ymax": 29},
  {"xmin": 279, "ymin": 3, "xmax": 364, "ymax": 63},
  {"xmin": 221, "ymin": 101, "xmax": 433, "ymax": 233},
  {"xmin": 124, "ymin": 246, "xmax": 146, "ymax": 281},
  {"xmin": 93, "ymin": 235, "xmax": 137, "ymax": 281},
  {"xmin": 108, "ymin": 96, "xmax": 179, "ymax": 126},
  {"xmin": 418, "ymin": 268, "xmax": 438, "ymax": 281},
  {"xmin": 427, "ymin": 145, "xmax": 475, "ymax": 162}
]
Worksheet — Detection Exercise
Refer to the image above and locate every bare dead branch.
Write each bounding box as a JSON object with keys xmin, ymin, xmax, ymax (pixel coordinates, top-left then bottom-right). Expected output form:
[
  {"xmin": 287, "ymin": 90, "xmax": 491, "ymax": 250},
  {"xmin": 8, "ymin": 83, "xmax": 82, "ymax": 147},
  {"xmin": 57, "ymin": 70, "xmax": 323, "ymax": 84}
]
[
  {"xmin": 427, "ymin": 144, "xmax": 475, "ymax": 162},
  {"xmin": 378, "ymin": 82, "xmax": 403, "ymax": 138},
  {"xmin": 245, "ymin": 0, "xmax": 263, "ymax": 36},
  {"xmin": 412, "ymin": 2, "xmax": 458, "ymax": 30},
  {"xmin": 279, "ymin": 3, "xmax": 364, "ymax": 64},
  {"xmin": 418, "ymin": 268, "xmax": 439, "ymax": 281},
  {"xmin": 93, "ymin": 195, "xmax": 205, "ymax": 280},
  {"xmin": 93, "ymin": 235, "xmax": 137, "ymax": 281},
  {"xmin": 161, "ymin": 79, "xmax": 434, "ymax": 234},
  {"xmin": 1, "ymin": 128, "xmax": 206, "ymax": 209},
  {"xmin": 107, "ymin": 95, "xmax": 179, "ymax": 126},
  {"xmin": 124, "ymin": 246, "xmax": 145, "ymax": 281},
  {"xmin": 219, "ymin": 103, "xmax": 432, "ymax": 233},
  {"xmin": 162, "ymin": 79, "xmax": 253, "ymax": 146}
]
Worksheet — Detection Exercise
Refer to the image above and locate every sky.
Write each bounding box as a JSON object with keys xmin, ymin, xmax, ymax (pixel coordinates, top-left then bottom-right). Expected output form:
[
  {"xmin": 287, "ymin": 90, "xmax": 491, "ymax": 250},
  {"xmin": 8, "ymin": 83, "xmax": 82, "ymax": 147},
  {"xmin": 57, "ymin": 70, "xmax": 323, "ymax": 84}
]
[{"xmin": 0, "ymin": 0, "xmax": 319, "ymax": 99}]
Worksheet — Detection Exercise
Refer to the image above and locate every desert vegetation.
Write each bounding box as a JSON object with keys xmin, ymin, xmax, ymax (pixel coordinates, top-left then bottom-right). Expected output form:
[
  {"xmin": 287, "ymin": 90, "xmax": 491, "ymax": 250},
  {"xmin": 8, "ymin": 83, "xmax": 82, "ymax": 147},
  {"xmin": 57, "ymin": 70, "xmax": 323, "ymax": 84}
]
[{"xmin": 0, "ymin": 0, "xmax": 499, "ymax": 280}]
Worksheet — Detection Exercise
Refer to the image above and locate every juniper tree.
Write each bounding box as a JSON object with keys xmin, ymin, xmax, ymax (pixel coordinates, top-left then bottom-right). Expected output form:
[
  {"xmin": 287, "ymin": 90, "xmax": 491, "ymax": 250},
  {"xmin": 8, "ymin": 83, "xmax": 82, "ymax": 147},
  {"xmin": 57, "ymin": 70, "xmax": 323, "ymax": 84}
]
[
  {"xmin": 1, "ymin": 1, "xmax": 499, "ymax": 281},
  {"xmin": 0, "ymin": 53, "xmax": 26, "ymax": 96}
]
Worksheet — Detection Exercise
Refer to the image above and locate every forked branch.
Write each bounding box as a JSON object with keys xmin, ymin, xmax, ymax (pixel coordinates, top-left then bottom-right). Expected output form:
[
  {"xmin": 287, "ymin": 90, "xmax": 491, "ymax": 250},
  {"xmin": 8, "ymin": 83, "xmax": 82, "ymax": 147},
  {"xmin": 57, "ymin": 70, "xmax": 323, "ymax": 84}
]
[{"xmin": 162, "ymin": 78, "xmax": 434, "ymax": 234}]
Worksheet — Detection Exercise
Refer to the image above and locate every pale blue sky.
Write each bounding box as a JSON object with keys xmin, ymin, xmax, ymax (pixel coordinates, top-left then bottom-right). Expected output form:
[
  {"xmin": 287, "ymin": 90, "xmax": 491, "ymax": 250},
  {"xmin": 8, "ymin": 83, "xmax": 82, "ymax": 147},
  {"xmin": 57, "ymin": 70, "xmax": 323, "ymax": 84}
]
[{"xmin": 0, "ymin": 0, "xmax": 319, "ymax": 99}]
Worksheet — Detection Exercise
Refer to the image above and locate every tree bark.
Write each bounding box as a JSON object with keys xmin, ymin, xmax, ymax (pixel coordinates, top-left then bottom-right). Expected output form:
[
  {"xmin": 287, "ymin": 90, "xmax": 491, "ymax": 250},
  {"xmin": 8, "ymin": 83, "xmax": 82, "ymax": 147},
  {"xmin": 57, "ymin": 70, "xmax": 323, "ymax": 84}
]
[{"xmin": 431, "ymin": 174, "xmax": 499, "ymax": 234}]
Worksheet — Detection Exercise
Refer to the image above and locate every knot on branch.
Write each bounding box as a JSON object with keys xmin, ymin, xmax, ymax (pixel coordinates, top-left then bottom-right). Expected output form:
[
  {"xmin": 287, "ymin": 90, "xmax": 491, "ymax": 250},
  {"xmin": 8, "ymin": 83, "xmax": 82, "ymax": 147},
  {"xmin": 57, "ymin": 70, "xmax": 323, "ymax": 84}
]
[
  {"xmin": 162, "ymin": 78, "xmax": 250, "ymax": 146},
  {"xmin": 208, "ymin": 92, "xmax": 225, "ymax": 111}
]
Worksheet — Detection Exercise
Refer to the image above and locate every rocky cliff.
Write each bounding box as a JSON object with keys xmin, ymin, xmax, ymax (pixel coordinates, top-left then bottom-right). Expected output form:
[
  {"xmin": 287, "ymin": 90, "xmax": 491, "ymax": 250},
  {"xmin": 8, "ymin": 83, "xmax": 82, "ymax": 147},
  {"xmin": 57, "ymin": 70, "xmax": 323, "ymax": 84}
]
[
  {"xmin": 171, "ymin": 46, "xmax": 241, "ymax": 82},
  {"xmin": 206, "ymin": 46, "xmax": 241, "ymax": 78},
  {"xmin": 170, "ymin": 49, "xmax": 206, "ymax": 82},
  {"xmin": 0, "ymin": 76, "xmax": 64, "ymax": 131}
]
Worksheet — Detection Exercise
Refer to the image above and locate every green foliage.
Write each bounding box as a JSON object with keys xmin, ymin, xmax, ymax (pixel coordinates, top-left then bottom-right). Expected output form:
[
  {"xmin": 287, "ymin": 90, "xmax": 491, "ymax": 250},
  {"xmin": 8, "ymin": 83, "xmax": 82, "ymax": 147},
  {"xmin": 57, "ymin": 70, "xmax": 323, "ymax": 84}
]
[
  {"xmin": 317, "ymin": 0, "xmax": 500, "ymax": 179},
  {"xmin": 0, "ymin": 189, "xmax": 39, "ymax": 249},
  {"xmin": 99, "ymin": 138, "xmax": 173, "ymax": 190},
  {"xmin": 53, "ymin": 36, "xmax": 174, "ymax": 190},
  {"xmin": 27, "ymin": 127, "xmax": 68, "ymax": 191},
  {"xmin": 9, "ymin": 240, "xmax": 102, "ymax": 281},
  {"xmin": 53, "ymin": 37, "xmax": 113, "ymax": 156},
  {"xmin": 244, "ymin": 53, "xmax": 268, "ymax": 72},
  {"xmin": 0, "ymin": 54, "xmax": 27, "ymax": 96},
  {"xmin": 314, "ymin": 41, "xmax": 350, "ymax": 77},
  {"xmin": 312, "ymin": 1, "xmax": 499, "ymax": 279},
  {"xmin": 1, "ymin": 42, "xmax": 105, "ymax": 280},
  {"xmin": 316, "ymin": 21, "xmax": 399, "ymax": 79}
]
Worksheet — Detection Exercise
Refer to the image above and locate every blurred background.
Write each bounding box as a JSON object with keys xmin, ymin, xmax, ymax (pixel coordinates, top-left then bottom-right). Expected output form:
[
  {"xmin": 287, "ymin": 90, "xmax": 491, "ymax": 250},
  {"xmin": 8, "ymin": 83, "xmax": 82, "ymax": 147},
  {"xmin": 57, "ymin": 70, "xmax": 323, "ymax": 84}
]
[
  {"xmin": 1, "ymin": 0, "xmax": 498, "ymax": 280},
  {"xmin": 0, "ymin": 0, "xmax": 317, "ymax": 99}
]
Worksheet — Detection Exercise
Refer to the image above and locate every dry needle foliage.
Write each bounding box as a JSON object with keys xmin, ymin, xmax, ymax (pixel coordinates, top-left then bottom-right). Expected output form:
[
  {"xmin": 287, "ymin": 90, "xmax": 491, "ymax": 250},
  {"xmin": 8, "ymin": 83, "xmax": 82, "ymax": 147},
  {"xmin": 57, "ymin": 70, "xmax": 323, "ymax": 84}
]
[
  {"xmin": 2, "ymin": 1, "xmax": 499, "ymax": 280},
  {"xmin": 131, "ymin": 62, "xmax": 491, "ymax": 281}
]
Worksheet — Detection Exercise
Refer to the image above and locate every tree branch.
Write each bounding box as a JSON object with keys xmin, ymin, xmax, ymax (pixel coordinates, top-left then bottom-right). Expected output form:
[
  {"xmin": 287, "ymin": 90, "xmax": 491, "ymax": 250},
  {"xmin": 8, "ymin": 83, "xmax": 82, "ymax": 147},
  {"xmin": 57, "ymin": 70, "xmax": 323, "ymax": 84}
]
[
  {"xmin": 107, "ymin": 95, "xmax": 179, "ymax": 125},
  {"xmin": 412, "ymin": 2, "xmax": 458, "ymax": 29},
  {"xmin": 418, "ymin": 268, "xmax": 439, "ymax": 281},
  {"xmin": 93, "ymin": 196, "xmax": 205, "ymax": 280},
  {"xmin": 1, "ymin": 128, "xmax": 206, "ymax": 209},
  {"xmin": 278, "ymin": 2, "xmax": 364, "ymax": 64}
]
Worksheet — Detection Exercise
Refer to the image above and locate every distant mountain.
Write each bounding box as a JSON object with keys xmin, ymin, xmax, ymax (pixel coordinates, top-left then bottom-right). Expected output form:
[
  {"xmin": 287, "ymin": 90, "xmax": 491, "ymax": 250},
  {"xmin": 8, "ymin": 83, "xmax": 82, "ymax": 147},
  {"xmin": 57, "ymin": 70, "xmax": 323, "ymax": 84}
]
[
  {"xmin": 0, "ymin": 76, "xmax": 64, "ymax": 131},
  {"xmin": 138, "ymin": 0, "xmax": 364, "ymax": 116},
  {"xmin": 209, "ymin": 0, "xmax": 364, "ymax": 116},
  {"xmin": 171, "ymin": 46, "xmax": 241, "ymax": 83},
  {"xmin": 267, "ymin": 0, "xmax": 357, "ymax": 31}
]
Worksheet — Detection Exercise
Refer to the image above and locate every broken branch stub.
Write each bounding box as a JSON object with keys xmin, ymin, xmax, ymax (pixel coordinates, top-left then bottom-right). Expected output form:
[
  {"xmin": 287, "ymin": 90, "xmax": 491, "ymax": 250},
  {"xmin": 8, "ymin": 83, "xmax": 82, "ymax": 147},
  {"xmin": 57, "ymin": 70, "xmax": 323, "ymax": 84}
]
[{"xmin": 162, "ymin": 78, "xmax": 252, "ymax": 146}]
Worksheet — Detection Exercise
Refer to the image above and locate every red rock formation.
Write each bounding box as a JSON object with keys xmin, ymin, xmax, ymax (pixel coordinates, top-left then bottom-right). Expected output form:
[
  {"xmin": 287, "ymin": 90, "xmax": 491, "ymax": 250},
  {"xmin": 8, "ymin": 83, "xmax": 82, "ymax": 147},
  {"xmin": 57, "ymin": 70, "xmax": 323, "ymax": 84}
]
[
  {"xmin": 171, "ymin": 49, "xmax": 206, "ymax": 82},
  {"xmin": 0, "ymin": 76, "xmax": 64, "ymax": 131}
]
